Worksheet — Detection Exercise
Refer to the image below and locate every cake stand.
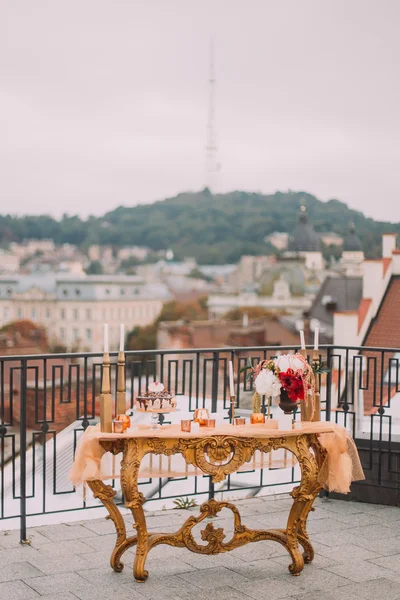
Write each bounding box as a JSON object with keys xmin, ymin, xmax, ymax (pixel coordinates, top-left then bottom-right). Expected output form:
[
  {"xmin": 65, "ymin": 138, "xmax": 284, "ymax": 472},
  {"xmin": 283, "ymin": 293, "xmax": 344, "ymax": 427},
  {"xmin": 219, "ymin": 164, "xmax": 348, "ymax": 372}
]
[{"xmin": 134, "ymin": 407, "xmax": 177, "ymax": 429}]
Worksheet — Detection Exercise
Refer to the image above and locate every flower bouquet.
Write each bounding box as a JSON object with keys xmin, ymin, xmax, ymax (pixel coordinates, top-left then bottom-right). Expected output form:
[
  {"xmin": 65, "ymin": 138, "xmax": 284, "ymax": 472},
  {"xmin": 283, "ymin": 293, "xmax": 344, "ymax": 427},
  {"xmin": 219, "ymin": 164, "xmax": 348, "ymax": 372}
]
[{"xmin": 246, "ymin": 354, "xmax": 317, "ymax": 419}]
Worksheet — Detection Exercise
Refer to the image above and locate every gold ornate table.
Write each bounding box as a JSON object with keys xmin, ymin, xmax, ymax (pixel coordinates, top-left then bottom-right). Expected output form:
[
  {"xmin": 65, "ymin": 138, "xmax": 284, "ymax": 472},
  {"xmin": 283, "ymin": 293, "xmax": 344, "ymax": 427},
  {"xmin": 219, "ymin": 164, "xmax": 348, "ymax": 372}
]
[{"xmin": 86, "ymin": 425, "xmax": 331, "ymax": 582}]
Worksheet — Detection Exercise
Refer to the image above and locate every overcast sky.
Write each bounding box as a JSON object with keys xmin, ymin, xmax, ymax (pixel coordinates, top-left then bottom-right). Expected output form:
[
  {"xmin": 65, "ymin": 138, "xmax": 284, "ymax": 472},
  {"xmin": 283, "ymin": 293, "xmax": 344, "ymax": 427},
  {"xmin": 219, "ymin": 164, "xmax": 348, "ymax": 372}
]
[{"xmin": 1, "ymin": 1, "xmax": 399, "ymax": 220}]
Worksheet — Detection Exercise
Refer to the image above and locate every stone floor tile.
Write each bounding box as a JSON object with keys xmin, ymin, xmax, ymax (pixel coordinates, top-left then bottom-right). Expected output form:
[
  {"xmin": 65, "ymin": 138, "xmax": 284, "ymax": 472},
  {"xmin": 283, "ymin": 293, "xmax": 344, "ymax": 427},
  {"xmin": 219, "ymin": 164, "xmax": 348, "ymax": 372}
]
[
  {"xmin": 224, "ymin": 556, "xmax": 288, "ymax": 579},
  {"xmin": 0, "ymin": 580, "xmax": 40, "ymax": 599},
  {"xmin": 0, "ymin": 529, "xmax": 51, "ymax": 549},
  {"xmin": 325, "ymin": 559, "xmax": 396, "ymax": 583},
  {"xmin": 35, "ymin": 523, "xmax": 95, "ymax": 542},
  {"xmin": 311, "ymin": 529, "xmax": 363, "ymax": 547},
  {"xmin": 349, "ymin": 536, "xmax": 400, "ymax": 556},
  {"xmin": 28, "ymin": 553, "xmax": 97, "ymax": 575},
  {"xmin": 366, "ymin": 506, "xmax": 400, "ymax": 521},
  {"xmin": 0, "ymin": 545, "xmax": 43, "ymax": 565},
  {"xmin": 277, "ymin": 567, "xmax": 351, "ymax": 592},
  {"xmin": 318, "ymin": 500, "xmax": 365, "ymax": 515},
  {"xmin": 313, "ymin": 543, "xmax": 381, "ymax": 563},
  {"xmin": 72, "ymin": 582, "xmax": 146, "ymax": 600},
  {"xmin": 331, "ymin": 511, "xmax": 382, "ymax": 526},
  {"xmin": 229, "ymin": 540, "xmax": 288, "ymax": 562},
  {"xmin": 177, "ymin": 565, "xmax": 250, "ymax": 590},
  {"xmin": 367, "ymin": 553, "xmax": 400, "ymax": 574},
  {"xmin": 36, "ymin": 539, "xmax": 96, "ymax": 558},
  {"xmin": 23, "ymin": 572, "xmax": 93, "ymax": 595},
  {"xmin": 0, "ymin": 561, "xmax": 43, "ymax": 583},
  {"xmin": 273, "ymin": 551, "xmax": 339, "ymax": 570},
  {"xmin": 235, "ymin": 575, "xmax": 299, "ymax": 600},
  {"xmin": 141, "ymin": 556, "xmax": 196, "ymax": 578},
  {"xmin": 76, "ymin": 533, "xmax": 120, "ymax": 552},
  {"xmin": 306, "ymin": 517, "xmax": 349, "ymax": 534},
  {"xmin": 76, "ymin": 566, "xmax": 140, "ymax": 589},
  {"xmin": 176, "ymin": 585, "xmax": 255, "ymax": 600},
  {"xmin": 175, "ymin": 550, "xmax": 246, "ymax": 571},
  {"xmin": 121, "ymin": 574, "xmax": 203, "ymax": 600},
  {"xmin": 244, "ymin": 511, "xmax": 289, "ymax": 530},
  {"xmin": 346, "ymin": 524, "xmax": 400, "ymax": 541},
  {"xmin": 34, "ymin": 595, "xmax": 79, "ymax": 600},
  {"xmin": 81, "ymin": 519, "xmax": 119, "ymax": 535}
]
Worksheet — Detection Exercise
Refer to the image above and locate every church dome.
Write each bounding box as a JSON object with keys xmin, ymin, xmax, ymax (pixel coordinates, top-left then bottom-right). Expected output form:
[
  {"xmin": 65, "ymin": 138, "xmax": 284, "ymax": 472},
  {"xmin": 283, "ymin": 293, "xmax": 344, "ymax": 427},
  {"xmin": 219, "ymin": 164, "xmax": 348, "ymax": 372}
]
[
  {"xmin": 343, "ymin": 223, "xmax": 362, "ymax": 252},
  {"xmin": 288, "ymin": 206, "xmax": 320, "ymax": 252}
]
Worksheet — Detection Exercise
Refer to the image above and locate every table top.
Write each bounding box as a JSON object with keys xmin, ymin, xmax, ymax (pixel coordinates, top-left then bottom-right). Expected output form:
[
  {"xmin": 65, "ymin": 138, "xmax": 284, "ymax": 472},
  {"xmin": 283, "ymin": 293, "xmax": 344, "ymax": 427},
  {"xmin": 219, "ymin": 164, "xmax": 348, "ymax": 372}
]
[{"xmin": 98, "ymin": 421, "xmax": 335, "ymax": 442}]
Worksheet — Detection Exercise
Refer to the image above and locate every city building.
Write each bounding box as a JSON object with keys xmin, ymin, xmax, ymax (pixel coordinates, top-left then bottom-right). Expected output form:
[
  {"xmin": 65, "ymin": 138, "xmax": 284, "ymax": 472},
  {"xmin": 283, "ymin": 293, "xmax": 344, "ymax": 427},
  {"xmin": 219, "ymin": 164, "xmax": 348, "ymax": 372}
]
[
  {"xmin": 285, "ymin": 205, "xmax": 325, "ymax": 271},
  {"xmin": 0, "ymin": 274, "xmax": 171, "ymax": 352},
  {"xmin": 0, "ymin": 249, "xmax": 20, "ymax": 273},
  {"xmin": 339, "ymin": 223, "xmax": 365, "ymax": 276}
]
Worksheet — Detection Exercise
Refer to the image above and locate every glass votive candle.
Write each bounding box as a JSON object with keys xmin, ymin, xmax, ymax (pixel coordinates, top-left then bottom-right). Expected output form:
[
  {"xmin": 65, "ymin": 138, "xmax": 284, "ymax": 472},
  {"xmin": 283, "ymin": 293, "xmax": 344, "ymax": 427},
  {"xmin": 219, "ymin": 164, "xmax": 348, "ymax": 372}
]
[
  {"xmin": 113, "ymin": 419, "xmax": 124, "ymax": 434},
  {"xmin": 250, "ymin": 413, "xmax": 265, "ymax": 425},
  {"xmin": 180, "ymin": 419, "xmax": 192, "ymax": 433},
  {"xmin": 204, "ymin": 418, "xmax": 216, "ymax": 428},
  {"xmin": 235, "ymin": 417, "xmax": 246, "ymax": 426},
  {"xmin": 117, "ymin": 414, "xmax": 130, "ymax": 432}
]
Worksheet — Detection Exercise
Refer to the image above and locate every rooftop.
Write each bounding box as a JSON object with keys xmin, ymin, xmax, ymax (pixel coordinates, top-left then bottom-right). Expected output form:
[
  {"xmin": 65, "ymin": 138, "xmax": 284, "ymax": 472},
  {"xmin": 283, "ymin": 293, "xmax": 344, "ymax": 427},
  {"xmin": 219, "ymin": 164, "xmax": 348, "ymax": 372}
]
[{"xmin": 2, "ymin": 495, "xmax": 400, "ymax": 600}]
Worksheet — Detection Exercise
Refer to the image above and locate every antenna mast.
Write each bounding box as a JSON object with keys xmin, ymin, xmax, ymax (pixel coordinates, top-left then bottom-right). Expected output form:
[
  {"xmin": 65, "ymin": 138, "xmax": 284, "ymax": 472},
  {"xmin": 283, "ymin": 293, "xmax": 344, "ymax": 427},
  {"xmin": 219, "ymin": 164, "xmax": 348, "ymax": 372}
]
[{"xmin": 205, "ymin": 39, "xmax": 218, "ymax": 191}]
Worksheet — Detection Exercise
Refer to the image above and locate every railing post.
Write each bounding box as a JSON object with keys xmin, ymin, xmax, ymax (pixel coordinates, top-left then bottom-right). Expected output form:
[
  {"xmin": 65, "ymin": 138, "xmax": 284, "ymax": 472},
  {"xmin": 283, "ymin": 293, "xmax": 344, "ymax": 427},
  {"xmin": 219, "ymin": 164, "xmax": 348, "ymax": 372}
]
[
  {"xmin": 19, "ymin": 358, "xmax": 28, "ymax": 543},
  {"xmin": 209, "ymin": 351, "xmax": 219, "ymax": 500},
  {"xmin": 325, "ymin": 346, "xmax": 332, "ymax": 423}
]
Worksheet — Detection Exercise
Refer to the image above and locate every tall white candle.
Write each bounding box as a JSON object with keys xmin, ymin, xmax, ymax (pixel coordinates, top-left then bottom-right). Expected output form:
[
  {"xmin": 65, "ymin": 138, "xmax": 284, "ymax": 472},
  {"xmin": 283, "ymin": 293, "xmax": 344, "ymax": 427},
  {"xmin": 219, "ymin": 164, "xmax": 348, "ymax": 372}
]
[
  {"xmin": 314, "ymin": 326, "xmax": 319, "ymax": 350},
  {"xmin": 229, "ymin": 361, "xmax": 235, "ymax": 397},
  {"xmin": 104, "ymin": 323, "xmax": 109, "ymax": 354},
  {"xmin": 119, "ymin": 324, "xmax": 125, "ymax": 352},
  {"xmin": 300, "ymin": 330, "xmax": 306, "ymax": 350}
]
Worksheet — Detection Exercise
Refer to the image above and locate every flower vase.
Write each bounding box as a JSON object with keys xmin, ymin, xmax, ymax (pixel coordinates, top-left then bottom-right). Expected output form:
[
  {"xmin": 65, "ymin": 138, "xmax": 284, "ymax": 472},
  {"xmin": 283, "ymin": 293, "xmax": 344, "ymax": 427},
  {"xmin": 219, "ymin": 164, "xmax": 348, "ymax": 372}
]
[{"xmin": 278, "ymin": 389, "xmax": 298, "ymax": 415}]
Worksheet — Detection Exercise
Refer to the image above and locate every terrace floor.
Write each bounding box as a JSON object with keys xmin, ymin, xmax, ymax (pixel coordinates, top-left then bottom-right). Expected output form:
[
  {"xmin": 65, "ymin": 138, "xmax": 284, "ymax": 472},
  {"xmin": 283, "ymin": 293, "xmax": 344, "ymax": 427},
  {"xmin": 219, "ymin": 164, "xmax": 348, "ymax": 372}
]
[{"xmin": 2, "ymin": 495, "xmax": 400, "ymax": 600}]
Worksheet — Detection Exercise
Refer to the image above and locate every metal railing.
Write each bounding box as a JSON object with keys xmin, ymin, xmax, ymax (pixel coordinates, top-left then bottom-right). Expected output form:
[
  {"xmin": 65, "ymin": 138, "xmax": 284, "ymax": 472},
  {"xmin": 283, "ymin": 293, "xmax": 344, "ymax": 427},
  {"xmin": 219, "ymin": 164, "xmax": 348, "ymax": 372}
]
[{"xmin": 1, "ymin": 344, "xmax": 399, "ymax": 539}]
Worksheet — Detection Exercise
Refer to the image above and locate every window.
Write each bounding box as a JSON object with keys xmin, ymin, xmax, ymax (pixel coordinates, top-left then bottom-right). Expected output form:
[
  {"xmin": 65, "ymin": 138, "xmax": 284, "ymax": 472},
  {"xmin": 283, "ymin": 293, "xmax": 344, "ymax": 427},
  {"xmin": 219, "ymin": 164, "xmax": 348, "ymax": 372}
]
[
  {"xmin": 73, "ymin": 328, "xmax": 79, "ymax": 341},
  {"xmin": 86, "ymin": 328, "xmax": 92, "ymax": 341},
  {"xmin": 86, "ymin": 308, "xmax": 91, "ymax": 320},
  {"xmin": 75, "ymin": 289, "xmax": 81, "ymax": 296},
  {"xmin": 7, "ymin": 288, "xmax": 12, "ymax": 296},
  {"xmin": 105, "ymin": 288, "xmax": 110, "ymax": 295},
  {"xmin": 63, "ymin": 289, "xmax": 68, "ymax": 296},
  {"xmin": 17, "ymin": 308, "xmax": 22, "ymax": 320},
  {"xmin": 31, "ymin": 308, "xmax": 36, "ymax": 320},
  {"xmin": 120, "ymin": 288, "xmax": 125, "ymax": 296},
  {"xmin": 73, "ymin": 308, "xmax": 79, "ymax": 320},
  {"xmin": 4, "ymin": 307, "xmax": 9, "ymax": 319},
  {"xmin": 46, "ymin": 309, "xmax": 51, "ymax": 319},
  {"xmin": 60, "ymin": 327, "xmax": 65, "ymax": 340},
  {"xmin": 60, "ymin": 308, "xmax": 66, "ymax": 319}
]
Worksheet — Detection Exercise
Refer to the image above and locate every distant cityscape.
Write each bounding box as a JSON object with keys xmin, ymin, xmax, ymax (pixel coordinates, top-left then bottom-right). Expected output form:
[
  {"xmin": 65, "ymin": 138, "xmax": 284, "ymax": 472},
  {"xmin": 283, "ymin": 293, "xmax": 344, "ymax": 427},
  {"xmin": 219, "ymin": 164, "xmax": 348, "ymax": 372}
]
[{"xmin": 1, "ymin": 204, "xmax": 391, "ymax": 358}]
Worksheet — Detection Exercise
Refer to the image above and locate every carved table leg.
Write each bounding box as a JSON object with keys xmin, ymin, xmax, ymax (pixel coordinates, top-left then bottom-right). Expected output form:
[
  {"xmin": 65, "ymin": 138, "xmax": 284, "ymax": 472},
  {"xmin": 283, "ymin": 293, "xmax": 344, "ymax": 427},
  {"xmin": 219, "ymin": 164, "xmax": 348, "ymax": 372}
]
[
  {"xmin": 87, "ymin": 479, "xmax": 137, "ymax": 572},
  {"xmin": 120, "ymin": 439, "xmax": 149, "ymax": 582},
  {"xmin": 296, "ymin": 436, "xmax": 327, "ymax": 564},
  {"xmin": 285, "ymin": 434, "xmax": 321, "ymax": 575}
]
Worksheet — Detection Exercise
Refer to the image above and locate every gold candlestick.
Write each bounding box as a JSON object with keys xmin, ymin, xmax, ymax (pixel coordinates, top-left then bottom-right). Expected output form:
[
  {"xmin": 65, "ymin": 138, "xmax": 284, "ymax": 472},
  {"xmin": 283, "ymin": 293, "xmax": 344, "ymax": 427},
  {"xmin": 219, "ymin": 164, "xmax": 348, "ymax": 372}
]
[
  {"xmin": 100, "ymin": 352, "xmax": 113, "ymax": 433},
  {"xmin": 116, "ymin": 351, "xmax": 126, "ymax": 416},
  {"xmin": 230, "ymin": 395, "xmax": 235, "ymax": 425}
]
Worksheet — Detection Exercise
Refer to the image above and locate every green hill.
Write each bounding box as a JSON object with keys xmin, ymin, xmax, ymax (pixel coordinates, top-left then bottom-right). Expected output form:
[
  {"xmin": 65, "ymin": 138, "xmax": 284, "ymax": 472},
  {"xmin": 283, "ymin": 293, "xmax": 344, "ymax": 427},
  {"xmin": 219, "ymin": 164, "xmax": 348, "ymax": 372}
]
[{"xmin": 1, "ymin": 190, "xmax": 398, "ymax": 264}]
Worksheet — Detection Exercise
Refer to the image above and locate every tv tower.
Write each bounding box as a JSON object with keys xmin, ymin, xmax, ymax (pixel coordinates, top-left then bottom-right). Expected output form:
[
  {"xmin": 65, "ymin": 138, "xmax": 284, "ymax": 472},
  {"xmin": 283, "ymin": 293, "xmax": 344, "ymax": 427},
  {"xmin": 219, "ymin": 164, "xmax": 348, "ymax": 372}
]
[{"xmin": 205, "ymin": 39, "xmax": 219, "ymax": 191}]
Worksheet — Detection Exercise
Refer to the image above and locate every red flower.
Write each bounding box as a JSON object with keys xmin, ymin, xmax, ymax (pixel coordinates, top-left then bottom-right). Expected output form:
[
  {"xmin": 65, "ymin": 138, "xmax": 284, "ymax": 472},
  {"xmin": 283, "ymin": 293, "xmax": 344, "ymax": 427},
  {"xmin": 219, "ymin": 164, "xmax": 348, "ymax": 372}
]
[{"xmin": 278, "ymin": 370, "xmax": 305, "ymax": 402}]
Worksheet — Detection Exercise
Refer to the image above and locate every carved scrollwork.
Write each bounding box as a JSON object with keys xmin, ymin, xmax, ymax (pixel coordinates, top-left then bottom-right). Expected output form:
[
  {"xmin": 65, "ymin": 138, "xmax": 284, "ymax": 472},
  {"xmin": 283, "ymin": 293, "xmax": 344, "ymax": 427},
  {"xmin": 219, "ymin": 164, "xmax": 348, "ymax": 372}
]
[{"xmin": 178, "ymin": 436, "xmax": 258, "ymax": 482}]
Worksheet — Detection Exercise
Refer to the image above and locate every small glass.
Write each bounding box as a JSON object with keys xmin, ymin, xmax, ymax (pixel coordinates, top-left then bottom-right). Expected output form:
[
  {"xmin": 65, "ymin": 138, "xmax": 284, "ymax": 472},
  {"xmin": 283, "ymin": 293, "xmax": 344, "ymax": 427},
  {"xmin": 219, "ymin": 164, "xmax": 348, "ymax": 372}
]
[
  {"xmin": 113, "ymin": 419, "xmax": 124, "ymax": 434},
  {"xmin": 235, "ymin": 417, "xmax": 246, "ymax": 426},
  {"xmin": 204, "ymin": 418, "xmax": 216, "ymax": 428},
  {"xmin": 250, "ymin": 413, "xmax": 265, "ymax": 425},
  {"xmin": 117, "ymin": 414, "xmax": 130, "ymax": 432},
  {"xmin": 181, "ymin": 419, "xmax": 192, "ymax": 432},
  {"xmin": 194, "ymin": 408, "xmax": 209, "ymax": 427}
]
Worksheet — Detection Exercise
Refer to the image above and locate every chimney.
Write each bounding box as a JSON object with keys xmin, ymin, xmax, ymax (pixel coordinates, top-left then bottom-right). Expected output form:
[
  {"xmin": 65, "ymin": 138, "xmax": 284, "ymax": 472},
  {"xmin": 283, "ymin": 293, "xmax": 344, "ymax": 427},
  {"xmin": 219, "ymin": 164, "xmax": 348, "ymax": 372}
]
[
  {"xmin": 382, "ymin": 233, "xmax": 397, "ymax": 258},
  {"xmin": 363, "ymin": 260, "xmax": 383, "ymax": 301}
]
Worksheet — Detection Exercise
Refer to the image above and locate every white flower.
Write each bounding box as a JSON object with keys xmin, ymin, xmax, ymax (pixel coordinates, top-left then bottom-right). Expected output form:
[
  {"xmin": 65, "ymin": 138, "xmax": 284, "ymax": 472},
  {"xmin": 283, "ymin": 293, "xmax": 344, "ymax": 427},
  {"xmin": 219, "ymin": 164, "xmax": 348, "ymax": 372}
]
[
  {"xmin": 275, "ymin": 355, "xmax": 290, "ymax": 372},
  {"xmin": 292, "ymin": 357, "xmax": 305, "ymax": 371},
  {"xmin": 255, "ymin": 369, "xmax": 282, "ymax": 397},
  {"xmin": 149, "ymin": 381, "xmax": 165, "ymax": 393}
]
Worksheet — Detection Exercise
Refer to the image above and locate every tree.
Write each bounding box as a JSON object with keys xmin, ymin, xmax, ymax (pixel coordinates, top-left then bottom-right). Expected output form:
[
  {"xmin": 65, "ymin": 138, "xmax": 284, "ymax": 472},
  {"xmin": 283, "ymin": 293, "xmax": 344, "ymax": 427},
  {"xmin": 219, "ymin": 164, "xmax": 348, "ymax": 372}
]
[{"xmin": 85, "ymin": 260, "xmax": 103, "ymax": 274}]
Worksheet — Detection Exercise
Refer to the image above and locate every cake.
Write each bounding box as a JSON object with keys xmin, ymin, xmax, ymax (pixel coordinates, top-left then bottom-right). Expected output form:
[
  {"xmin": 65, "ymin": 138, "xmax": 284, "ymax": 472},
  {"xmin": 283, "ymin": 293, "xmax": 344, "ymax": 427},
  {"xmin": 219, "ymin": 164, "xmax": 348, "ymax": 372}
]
[{"xmin": 135, "ymin": 382, "xmax": 177, "ymax": 412}]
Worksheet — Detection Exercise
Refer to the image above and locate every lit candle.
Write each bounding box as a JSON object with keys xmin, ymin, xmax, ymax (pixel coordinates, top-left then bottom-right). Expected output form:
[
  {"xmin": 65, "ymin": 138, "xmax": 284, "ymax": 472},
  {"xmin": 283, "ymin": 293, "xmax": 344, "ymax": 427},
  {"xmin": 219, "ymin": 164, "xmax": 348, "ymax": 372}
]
[
  {"xmin": 229, "ymin": 361, "xmax": 235, "ymax": 397},
  {"xmin": 314, "ymin": 326, "xmax": 319, "ymax": 351},
  {"xmin": 119, "ymin": 324, "xmax": 125, "ymax": 352},
  {"xmin": 104, "ymin": 323, "xmax": 109, "ymax": 354},
  {"xmin": 300, "ymin": 330, "xmax": 306, "ymax": 350}
]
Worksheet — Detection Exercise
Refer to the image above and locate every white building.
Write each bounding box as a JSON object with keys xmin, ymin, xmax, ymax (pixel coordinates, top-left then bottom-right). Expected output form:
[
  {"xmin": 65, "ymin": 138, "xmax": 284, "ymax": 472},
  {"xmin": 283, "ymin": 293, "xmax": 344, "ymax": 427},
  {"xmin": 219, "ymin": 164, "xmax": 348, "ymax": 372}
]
[
  {"xmin": 0, "ymin": 249, "xmax": 20, "ymax": 273},
  {"xmin": 0, "ymin": 274, "xmax": 171, "ymax": 352}
]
